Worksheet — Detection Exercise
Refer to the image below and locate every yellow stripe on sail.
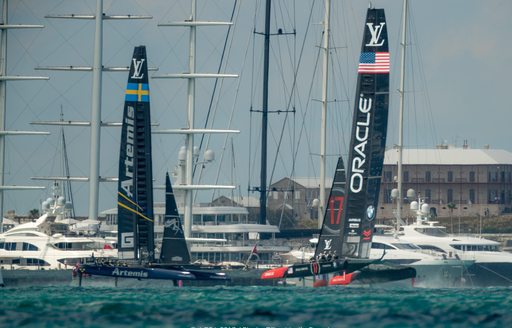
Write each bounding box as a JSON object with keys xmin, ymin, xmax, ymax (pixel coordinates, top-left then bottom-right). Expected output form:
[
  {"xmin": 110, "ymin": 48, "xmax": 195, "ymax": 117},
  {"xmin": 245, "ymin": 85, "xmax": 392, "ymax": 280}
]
[
  {"xmin": 118, "ymin": 192, "xmax": 143, "ymax": 212},
  {"xmin": 118, "ymin": 201, "xmax": 154, "ymax": 223}
]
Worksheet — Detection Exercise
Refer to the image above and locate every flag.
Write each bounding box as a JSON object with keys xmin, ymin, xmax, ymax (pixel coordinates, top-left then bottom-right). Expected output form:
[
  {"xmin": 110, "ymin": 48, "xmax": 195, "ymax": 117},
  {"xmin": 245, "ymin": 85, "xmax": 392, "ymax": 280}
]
[
  {"xmin": 358, "ymin": 52, "xmax": 390, "ymax": 74},
  {"xmin": 251, "ymin": 244, "xmax": 258, "ymax": 254}
]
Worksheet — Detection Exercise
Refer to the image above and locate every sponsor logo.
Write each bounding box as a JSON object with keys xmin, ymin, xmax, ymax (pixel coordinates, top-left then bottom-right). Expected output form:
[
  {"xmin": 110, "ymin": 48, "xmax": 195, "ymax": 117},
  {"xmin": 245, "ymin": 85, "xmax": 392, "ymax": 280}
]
[
  {"xmin": 366, "ymin": 205, "xmax": 376, "ymax": 221},
  {"xmin": 121, "ymin": 232, "xmax": 134, "ymax": 248},
  {"xmin": 112, "ymin": 267, "xmax": 149, "ymax": 278},
  {"xmin": 295, "ymin": 267, "xmax": 308, "ymax": 272},
  {"xmin": 362, "ymin": 229, "xmax": 372, "ymax": 241},
  {"xmin": 121, "ymin": 106, "xmax": 135, "ymax": 198},
  {"xmin": 171, "ymin": 256, "xmax": 183, "ymax": 262},
  {"xmin": 131, "ymin": 58, "xmax": 145, "ymax": 79},
  {"xmin": 311, "ymin": 262, "xmax": 320, "ymax": 275},
  {"xmin": 349, "ymin": 223, "xmax": 360, "ymax": 228},
  {"xmin": 287, "ymin": 267, "xmax": 294, "ymax": 274},
  {"xmin": 349, "ymin": 94, "xmax": 372, "ymax": 193},
  {"xmin": 324, "ymin": 239, "xmax": 332, "ymax": 250},
  {"xmin": 366, "ymin": 22, "xmax": 386, "ymax": 47},
  {"xmin": 164, "ymin": 218, "xmax": 183, "ymax": 235},
  {"xmin": 348, "ymin": 218, "xmax": 361, "ymax": 222}
]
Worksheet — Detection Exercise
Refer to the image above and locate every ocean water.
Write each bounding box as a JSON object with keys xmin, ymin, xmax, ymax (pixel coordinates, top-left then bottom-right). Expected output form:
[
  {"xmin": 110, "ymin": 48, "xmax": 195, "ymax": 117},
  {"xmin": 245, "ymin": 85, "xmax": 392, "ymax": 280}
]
[{"xmin": 0, "ymin": 286, "xmax": 511, "ymax": 328}]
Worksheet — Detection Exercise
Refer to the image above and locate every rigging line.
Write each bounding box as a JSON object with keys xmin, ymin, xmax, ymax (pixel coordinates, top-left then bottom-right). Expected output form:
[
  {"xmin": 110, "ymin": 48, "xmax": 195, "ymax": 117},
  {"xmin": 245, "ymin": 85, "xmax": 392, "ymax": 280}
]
[
  {"xmin": 267, "ymin": 0, "xmax": 316, "ymax": 192},
  {"xmin": 290, "ymin": 25, "xmax": 322, "ymax": 183},
  {"xmin": 117, "ymin": 201, "xmax": 153, "ymax": 223},
  {"xmin": 193, "ymin": 0, "xmax": 238, "ymax": 179},
  {"xmin": 208, "ymin": 3, "xmax": 253, "ymax": 202},
  {"xmin": 409, "ymin": 6, "xmax": 438, "ymax": 148}
]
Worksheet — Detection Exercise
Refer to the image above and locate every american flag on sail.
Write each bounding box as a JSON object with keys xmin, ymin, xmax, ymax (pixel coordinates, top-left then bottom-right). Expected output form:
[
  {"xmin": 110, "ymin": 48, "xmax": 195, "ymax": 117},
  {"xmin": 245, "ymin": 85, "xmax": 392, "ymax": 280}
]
[{"xmin": 358, "ymin": 52, "xmax": 390, "ymax": 74}]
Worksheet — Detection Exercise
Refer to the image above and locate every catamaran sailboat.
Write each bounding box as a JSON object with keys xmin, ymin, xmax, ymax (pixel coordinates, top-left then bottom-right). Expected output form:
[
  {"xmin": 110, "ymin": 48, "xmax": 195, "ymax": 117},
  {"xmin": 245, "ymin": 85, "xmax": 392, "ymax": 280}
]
[
  {"xmin": 261, "ymin": 7, "xmax": 416, "ymax": 286},
  {"xmin": 79, "ymin": 46, "xmax": 228, "ymax": 285}
]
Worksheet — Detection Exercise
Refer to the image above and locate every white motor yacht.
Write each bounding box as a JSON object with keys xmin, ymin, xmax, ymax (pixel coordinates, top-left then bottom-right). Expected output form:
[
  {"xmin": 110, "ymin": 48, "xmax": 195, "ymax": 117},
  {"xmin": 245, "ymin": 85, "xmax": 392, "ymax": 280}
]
[{"xmin": 395, "ymin": 221, "xmax": 512, "ymax": 287}]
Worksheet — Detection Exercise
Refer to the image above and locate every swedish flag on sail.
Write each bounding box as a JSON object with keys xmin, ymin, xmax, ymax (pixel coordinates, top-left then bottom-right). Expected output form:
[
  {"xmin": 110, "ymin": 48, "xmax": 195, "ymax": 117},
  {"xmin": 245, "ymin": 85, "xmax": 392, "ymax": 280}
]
[{"xmin": 125, "ymin": 82, "xmax": 149, "ymax": 102}]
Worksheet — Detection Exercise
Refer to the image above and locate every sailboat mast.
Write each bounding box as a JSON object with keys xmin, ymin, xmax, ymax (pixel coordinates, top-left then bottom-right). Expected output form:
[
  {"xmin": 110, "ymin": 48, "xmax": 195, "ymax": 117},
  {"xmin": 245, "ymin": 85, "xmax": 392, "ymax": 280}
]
[
  {"xmin": 0, "ymin": 0, "xmax": 46, "ymax": 231},
  {"xmin": 184, "ymin": 0, "xmax": 198, "ymax": 238},
  {"xmin": 396, "ymin": 0, "xmax": 408, "ymax": 232},
  {"xmin": 318, "ymin": 0, "xmax": 331, "ymax": 229},
  {"xmin": 259, "ymin": 0, "xmax": 271, "ymax": 225},
  {"xmin": 88, "ymin": 0, "xmax": 103, "ymax": 221}
]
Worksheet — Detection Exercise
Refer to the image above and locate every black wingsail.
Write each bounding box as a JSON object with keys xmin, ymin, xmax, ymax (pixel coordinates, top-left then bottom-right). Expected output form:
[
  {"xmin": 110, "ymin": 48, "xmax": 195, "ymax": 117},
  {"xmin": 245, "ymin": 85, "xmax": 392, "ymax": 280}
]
[
  {"xmin": 117, "ymin": 46, "xmax": 154, "ymax": 262},
  {"xmin": 340, "ymin": 8, "xmax": 389, "ymax": 259},
  {"xmin": 160, "ymin": 172, "xmax": 191, "ymax": 264},
  {"xmin": 314, "ymin": 157, "xmax": 346, "ymax": 259}
]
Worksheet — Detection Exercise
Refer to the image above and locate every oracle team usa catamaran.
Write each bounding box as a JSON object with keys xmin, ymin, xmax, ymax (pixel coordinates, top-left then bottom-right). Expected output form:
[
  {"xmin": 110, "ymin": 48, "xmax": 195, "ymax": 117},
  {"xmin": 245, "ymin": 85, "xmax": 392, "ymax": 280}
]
[{"xmin": 261, "ymin": 7, "xmax": 416, "ymax": 286}]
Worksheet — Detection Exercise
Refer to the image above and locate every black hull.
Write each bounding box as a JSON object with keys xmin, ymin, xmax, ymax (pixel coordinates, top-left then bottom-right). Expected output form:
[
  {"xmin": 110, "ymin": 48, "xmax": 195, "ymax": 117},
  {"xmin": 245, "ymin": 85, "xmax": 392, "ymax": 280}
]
[
  {"xmin": 352, "ymin": 264, "xmax": 417, "ymax": 285},
  {"xmin": 149, "ymin": 263, "xmax": 229, "ymax": 281},
  {"xmin": 81, "ymin": 264, "xmax": 196, "ymax": 281},
  {"xmin": 466, "ymin": 262, "xmax": 512, "ymax": 287}
]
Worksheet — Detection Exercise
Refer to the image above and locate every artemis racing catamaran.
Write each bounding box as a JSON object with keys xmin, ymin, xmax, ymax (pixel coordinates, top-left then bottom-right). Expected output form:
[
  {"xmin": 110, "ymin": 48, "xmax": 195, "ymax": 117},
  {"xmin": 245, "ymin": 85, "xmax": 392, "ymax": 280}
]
[{"xmin": 78, "ymin": 46, "xmax": 228, "ymax": 285}]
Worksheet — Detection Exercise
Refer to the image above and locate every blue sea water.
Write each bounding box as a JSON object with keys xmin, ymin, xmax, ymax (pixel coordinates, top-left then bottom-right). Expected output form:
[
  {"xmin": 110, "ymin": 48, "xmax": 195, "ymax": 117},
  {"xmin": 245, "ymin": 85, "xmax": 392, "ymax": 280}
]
[{"xmin": 0, "ymin": 286, "xmax": 511, "ymax": 328}]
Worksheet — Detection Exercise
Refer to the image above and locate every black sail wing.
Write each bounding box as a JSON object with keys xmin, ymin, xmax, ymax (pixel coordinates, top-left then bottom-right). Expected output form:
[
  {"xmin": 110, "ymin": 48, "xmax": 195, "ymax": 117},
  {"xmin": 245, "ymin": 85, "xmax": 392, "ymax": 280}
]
[
  {"xmin": 314, "ymin": 157, "xmax": 346, "ymax": 259},
  {"xmin": 159, "ymin": 172, "xmax": 191, "ymax": 264},
  {"xmin": 117, "ymin": 46, "xmax": 154, "ymax": 262},
  {"xmin": 341, "ymin": 9, "xmax": 390, "ymax": 259}
]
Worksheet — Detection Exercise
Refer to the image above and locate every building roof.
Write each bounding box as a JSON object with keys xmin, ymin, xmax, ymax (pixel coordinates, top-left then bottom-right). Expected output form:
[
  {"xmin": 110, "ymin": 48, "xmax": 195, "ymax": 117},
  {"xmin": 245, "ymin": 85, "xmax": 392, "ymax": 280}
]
[
  {"xmin": 274, "ymin": 177, "xmax": 333, "ymax": 189},
  {"xmin": 384, "ymin": 147, "xmax": 512, "ymax": 166}
]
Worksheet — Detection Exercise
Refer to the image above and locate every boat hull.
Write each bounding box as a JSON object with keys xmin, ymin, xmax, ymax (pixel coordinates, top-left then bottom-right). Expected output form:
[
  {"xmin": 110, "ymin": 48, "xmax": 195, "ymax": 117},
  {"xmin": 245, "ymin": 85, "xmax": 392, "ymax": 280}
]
[
  {"xmin": 465, "ymin": 262, "xmax": 512, "ymax": 287},
  {"xmin": 80, "ymin": 264, "xmax": 196, "ymax": 281}
]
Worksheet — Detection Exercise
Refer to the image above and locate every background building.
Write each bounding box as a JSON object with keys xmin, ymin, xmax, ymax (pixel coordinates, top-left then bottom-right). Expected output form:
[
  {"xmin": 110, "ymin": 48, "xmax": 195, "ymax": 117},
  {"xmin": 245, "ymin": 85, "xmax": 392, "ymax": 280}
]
[{"xmin": 379, "ymin": 146, "xmax": 512, "ymax": 220}]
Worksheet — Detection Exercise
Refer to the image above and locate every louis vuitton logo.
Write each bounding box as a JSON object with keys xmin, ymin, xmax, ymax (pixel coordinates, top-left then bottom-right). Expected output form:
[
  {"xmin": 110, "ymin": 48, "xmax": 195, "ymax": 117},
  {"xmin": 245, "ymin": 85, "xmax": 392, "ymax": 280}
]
[{"xmin": 366, "ymin": 22, "xmax": 385, "ymax": 47}]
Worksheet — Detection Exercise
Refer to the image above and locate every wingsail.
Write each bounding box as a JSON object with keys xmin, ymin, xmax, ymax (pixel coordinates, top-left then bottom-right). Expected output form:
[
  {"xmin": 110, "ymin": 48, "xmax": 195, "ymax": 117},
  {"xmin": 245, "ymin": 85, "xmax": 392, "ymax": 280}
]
[
  {"xmin": 314, "ymin": 157, "xmax": 346, "ymax": 259},
  {"xmin": 340, "ymin": 8, "xmax": 390, "ymax": 259},
  {"xmin": 117, "ymin": 46, "xmax": 155, "ymax": 262},
  {"xmin": 159, "ymin": 172, "xmax": 191, "ymax": 264}
]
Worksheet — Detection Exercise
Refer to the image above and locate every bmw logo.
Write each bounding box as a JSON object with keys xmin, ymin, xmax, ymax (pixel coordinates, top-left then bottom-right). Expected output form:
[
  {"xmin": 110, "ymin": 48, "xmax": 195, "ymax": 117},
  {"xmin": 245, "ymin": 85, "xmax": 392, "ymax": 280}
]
[{"xmin": 366, "ymin": 205, "xmax": 375, "ymax": 220}]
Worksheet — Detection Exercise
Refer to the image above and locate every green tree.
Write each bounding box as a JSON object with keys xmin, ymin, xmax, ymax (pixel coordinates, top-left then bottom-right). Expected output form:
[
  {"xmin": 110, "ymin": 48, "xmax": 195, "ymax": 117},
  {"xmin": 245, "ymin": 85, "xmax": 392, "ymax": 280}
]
[{"xmin": 28, "ymin": 209, "xmax": 40, "ymax": 221}]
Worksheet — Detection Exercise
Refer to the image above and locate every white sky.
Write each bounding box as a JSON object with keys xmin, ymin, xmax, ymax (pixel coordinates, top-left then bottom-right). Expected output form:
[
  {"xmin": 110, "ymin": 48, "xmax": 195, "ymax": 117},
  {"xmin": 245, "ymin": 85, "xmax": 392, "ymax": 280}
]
[{"xmin": 3, "ymin": 0, "xmax": 511, "ymax": 217}]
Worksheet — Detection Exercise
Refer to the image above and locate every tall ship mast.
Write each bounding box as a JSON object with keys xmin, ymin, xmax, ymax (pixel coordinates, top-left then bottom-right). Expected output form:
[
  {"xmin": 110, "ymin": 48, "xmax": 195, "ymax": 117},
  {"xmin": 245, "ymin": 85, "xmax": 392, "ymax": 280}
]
[
  {"xmin": 0, "ymin": 0, "xmax": 48, "ymax": 232},
  {"xmin": 153, "ymin": 0, "xmax": 238, "ymax": 238},
  {"xmin": 33, "ymin": 0, "xmax": 151, "ymax": 221}
]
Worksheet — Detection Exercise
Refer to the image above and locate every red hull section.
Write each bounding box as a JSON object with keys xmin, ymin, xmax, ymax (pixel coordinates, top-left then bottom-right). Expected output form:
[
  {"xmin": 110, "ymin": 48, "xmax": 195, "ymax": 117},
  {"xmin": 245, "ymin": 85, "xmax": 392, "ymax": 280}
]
[
  {"xmin": 329, "ymin": 272, "xmax": 358, "ymax": 285},
  {"xmin": 313, "ymin": 279, "xmax": 328, "ymax": 288},
  {"xmin": 261, "ymin": 266, "xmax": 288, "ymax": 279}
]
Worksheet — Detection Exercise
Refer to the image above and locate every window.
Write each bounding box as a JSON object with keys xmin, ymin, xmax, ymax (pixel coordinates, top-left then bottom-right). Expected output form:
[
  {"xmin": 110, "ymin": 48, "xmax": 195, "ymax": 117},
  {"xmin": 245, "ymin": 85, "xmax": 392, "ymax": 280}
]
[
  {"xmin": 22, "ymin": 243, "xmax": 39, "ymax": 251},
  {"xmin": 469, "ymin": 171, "xmax": 475, "ymax": 182},
  {"xmin": 447, "ymin": 171, "xmax": 453, "ymax": 182},
  {"xmin": 425, "ymin": 171, "xmax": 431, "ymax": 182},
  {"xmin": 384, "ymin": 189, "xmax": 392, "ymax": 204},
  {"xmin": 273, "ymin": 191, "xmax": 278, "ymax": 200},
  {"xmin": 425, "ymin": 189, "xmax": 431, "ymax": 202},
  {"xmin": 469, "ymin": 189, "xmax": 475, "ymax": 204},
  {"xmin": 384, "ymin": 171, "xmax": 392, "ymax": 182},
  {"xmin": 447, "ymin": 189, "xmax": 453, "ymax": 203},
  {"xmin": 295, "ymin": 190, "xmax": 301, "ymax": 200},
  {"xmin": 403, "ymin": 171, "xmax": 409, "ymax": 182},
  {"xmin": 417, "ymin": 244, "xmax": 446, "ymax": 253}
]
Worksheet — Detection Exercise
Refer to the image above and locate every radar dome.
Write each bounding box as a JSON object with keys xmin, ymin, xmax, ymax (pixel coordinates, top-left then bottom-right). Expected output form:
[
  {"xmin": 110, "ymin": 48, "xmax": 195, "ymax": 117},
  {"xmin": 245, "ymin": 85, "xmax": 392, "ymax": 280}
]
[
  {"xmin": 391, "ymin": 189, "xmax": 399, "ymax": 200},
  {"xmin": 204, "ymin": 149, "xmax": 215, "ymax": 162},
  {"xmin": 312, "ymin": 198, "xmax": 320, "ymax": 208},
  {"xmin": 421, "ymin": 203, "xmax": 430, "ymax": 214},
  {"xmin": 410, "ymin": 201, "xmax": 419, "ymax": 210}
]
